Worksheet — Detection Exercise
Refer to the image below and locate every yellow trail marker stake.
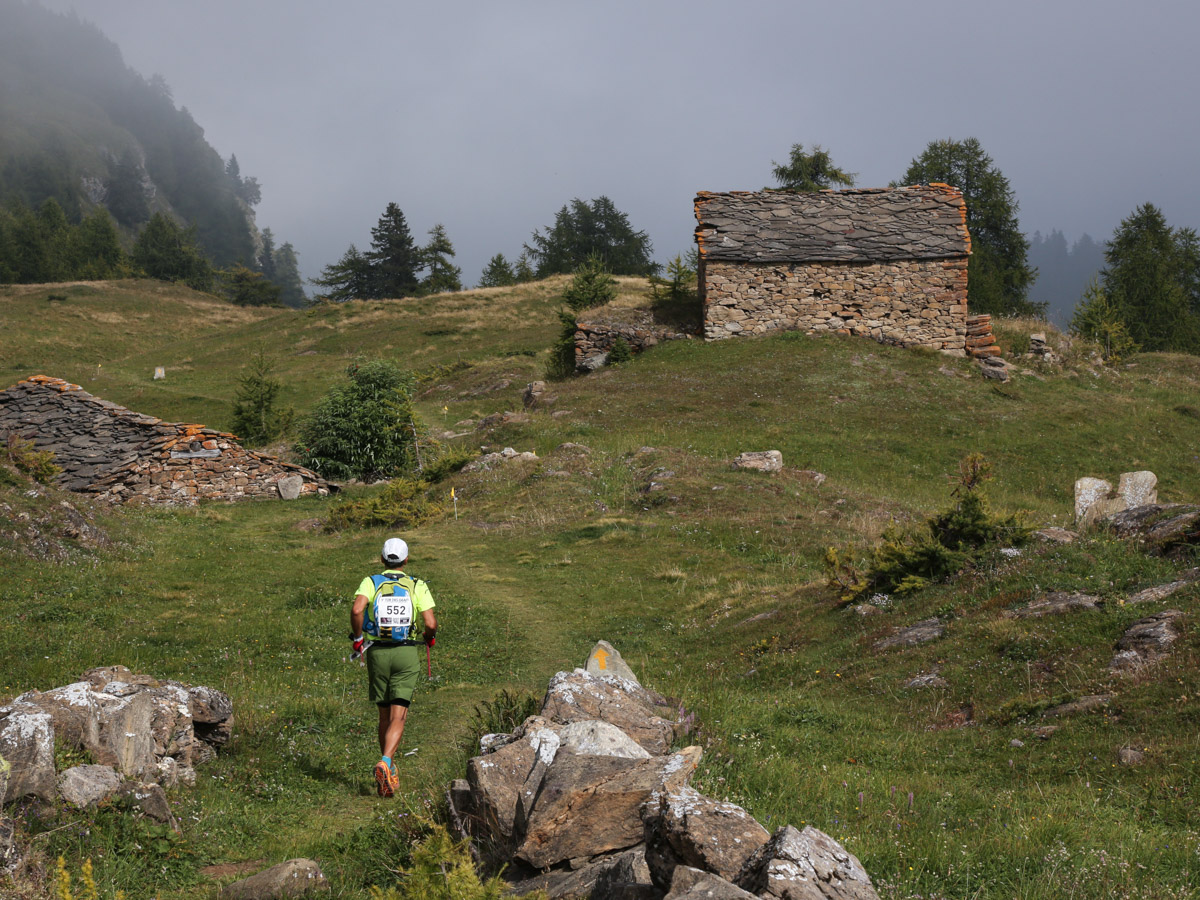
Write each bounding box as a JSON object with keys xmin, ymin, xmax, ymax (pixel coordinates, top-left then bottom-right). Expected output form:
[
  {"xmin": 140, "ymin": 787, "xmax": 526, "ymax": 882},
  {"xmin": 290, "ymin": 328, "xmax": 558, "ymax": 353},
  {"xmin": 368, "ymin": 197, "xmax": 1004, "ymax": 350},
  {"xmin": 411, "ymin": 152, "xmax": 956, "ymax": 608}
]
[{"xmin": 451, "ymin": 486, "xmax": 458, "ymax": 520}]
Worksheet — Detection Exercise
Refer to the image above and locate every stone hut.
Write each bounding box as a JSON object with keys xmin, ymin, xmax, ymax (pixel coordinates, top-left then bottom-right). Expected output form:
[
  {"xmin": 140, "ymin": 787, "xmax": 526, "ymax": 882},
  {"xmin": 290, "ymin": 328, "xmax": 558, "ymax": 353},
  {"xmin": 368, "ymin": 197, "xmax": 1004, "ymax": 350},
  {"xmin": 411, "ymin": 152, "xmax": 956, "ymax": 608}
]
[
  {"xmin": 0, "ymin": 375, "xmax": 332, "ymax": 505},
  {"xmin": 694, "ymin": 184, "xmax": 971, "ymax": 351}
]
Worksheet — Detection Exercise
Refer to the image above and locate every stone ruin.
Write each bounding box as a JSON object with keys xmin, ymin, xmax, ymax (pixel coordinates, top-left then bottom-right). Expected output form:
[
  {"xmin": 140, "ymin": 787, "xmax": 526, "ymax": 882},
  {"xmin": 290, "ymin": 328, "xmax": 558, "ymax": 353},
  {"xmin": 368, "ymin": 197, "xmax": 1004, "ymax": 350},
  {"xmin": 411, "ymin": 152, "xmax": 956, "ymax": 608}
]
[
  {"xmin": 448, "ymin": 640, "xmax": 880, "ymax": 899},
  {"xmin": 573, "ymin": 312, "xmax": 698, "ymax": 372},
  {"xmin": 694, "ymin": 185, "xmax": 971, "ymax": 352},
  {"xmin": 0, "ymin": 376, "xmax": 331, "ymax": 506}
]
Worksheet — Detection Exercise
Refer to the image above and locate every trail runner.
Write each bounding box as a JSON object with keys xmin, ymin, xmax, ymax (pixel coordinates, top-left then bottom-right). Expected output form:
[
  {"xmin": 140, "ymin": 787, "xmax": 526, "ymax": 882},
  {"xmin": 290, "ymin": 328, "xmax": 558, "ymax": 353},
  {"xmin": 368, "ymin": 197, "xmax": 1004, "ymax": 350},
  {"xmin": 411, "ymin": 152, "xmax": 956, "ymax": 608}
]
[{"xmin": 350, "ymin": 537, "xmax": 437, "ymax": 797}]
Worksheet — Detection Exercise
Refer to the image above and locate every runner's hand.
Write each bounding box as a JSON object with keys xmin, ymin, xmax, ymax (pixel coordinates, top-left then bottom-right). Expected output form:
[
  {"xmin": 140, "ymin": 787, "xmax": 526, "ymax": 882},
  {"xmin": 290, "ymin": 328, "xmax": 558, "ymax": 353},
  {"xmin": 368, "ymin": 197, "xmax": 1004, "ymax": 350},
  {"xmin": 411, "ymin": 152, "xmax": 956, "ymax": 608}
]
[
  {"xmin": 425, "ymin": 635, "xmax": 435, "ymax": 648},
  {"xmin": 351, "ymin": 635, "xmax": 365, "ymax": 656}
]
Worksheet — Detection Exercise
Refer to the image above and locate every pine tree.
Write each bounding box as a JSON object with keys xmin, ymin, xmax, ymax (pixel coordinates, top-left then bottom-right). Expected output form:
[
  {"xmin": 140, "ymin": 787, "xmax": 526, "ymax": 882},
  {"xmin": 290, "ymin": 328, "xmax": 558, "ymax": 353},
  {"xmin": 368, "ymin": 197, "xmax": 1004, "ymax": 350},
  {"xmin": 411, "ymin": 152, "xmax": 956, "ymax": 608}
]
[
  {"xmin": 72, "ymin": 209, "xmax": 126, "ymax": 279},
  {"xmin": 367, "ymin": 202, "xmax": 421, "ymax": 298},
  {"xmin": 514, "ymin": 251, "xmax": 536, "ymax": 283},
  {"xmin": 898, "ymin": 138, "xmax": 1038, "ymax": 317},
  {"xmin": 478, "ymin": 253, "xmax": 517, "ymax": 288},
  {"xmin": 273, "ymin": 241, "xmax": 307, "ymax": 308},
  {"xmin": 1100, "ymin": 203, "xmax": 1200, "ymax": 352},
  {"xmin": 769, "ymin": 143, "xmax": 856, "ymax": 191},
  {"xmin": 131, "ymin": 212, "xmax": 214, "ymax": 291},
  {"xmin": 259, "ymin": 227, "xmax": 278, "ymax": 281},
  {"xmin": 232, "ymin": 346, "xmax": 293, "ymax": 445},
  {"xmin": 525, "ymin": 197, "xmax": 656, "ymax": 277},
  {"xmin": 420, "ymin": 223, "xmax": 462, "ymax": 294},
  {"xmin": 105, "ymin": 148, "xmax": 150, "ymax": 226},
  {"xmin": 312, "ymin": 244, "xmax": 373, "ymax": 302}
]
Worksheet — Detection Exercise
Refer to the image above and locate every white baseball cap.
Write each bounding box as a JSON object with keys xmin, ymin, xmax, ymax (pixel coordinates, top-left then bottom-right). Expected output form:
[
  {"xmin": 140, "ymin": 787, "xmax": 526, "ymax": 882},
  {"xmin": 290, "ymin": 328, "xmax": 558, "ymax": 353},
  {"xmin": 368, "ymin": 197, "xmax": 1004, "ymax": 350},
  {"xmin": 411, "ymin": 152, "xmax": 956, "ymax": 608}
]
[{"xmin": 382, "ymin": 538, "xmax": 409, "ymax": 565}]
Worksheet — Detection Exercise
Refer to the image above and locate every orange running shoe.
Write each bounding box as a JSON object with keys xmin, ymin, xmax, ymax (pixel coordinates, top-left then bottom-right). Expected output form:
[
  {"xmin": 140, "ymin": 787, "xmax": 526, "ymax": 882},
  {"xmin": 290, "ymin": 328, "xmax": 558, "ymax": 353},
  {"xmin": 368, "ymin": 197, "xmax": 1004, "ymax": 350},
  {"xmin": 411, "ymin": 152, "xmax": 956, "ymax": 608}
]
[{"xmin": 374, "ymin": 760, "xmax": 397, "ymax": 798}]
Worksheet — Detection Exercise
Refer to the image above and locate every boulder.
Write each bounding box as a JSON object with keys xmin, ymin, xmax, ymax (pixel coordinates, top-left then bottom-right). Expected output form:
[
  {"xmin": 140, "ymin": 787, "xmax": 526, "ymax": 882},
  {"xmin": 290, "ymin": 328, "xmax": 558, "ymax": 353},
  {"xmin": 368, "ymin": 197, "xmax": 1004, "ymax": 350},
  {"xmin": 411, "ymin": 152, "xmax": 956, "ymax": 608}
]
[
  {"xmin": 1110, "ymin": 610, "xmax": 1185, "ymax": 673},
  {"xmin": 541, "ymin": 670, "xmax": 678, "ymax": 755},
  {"xmin": 58, "ymin": 764, "xmax": 123, "ymax": 808},
  {"xmin": 732, "ymin": 451, "xmax": 783, "ymax": 474},
  {"xmin": 1117, "ymin": 471, "xmax": 1157, "ymax": 508},
  {"xmin": 1002, "ymin": 591, "xmax": 1102, "ymax": 619},
  {"xmin": 0, "ymin": 813, "xmax": 18, "ymax": 874},
  {"xmin": 1074, "ymin": 477, "xmax": 1113, "ymax": 523},
  {"xmin": 735, "ymin": 825, "xmax": 880, "ymax": 900},
  {"xmin": 1033, "ymin": 527, "xmax": 1078, "ymax": 544},
  {"xmin": 1118, "ymin": 747, "xmax": 1146, "ymax": 766},
  {"xmin": 515, "ymin": 747, "xmax": 702, "ymax": 869},
  {"xmin": 507, "ymin": 845, "xmax": 656, "ymax": 900},
  {"xmin": 277, "ymin": 475, "xmax": 304, "ymax": 501},
  {"xmin": 465, "ymin": 717, "xmax": 556, "ymax": 848},
  {"xmin": 558, "ymin": 720, "xmax": 652, "ymax": 760},
  {"xmin": 873, "ymin": 618, "xmax": 944, "ymax": 651},
  {"xmin": 904, "ymin": 673, "xmax": 947, "ymax": 690},
  {"xmin": 1041, "ymin": 695, "xmax": 1113, "ymax": 718},
  {"xmin": 667, "ymin": 866, "xmax": 759, "ymax": 899},
  {"xmin": 585, "ymin": 640, "xmax": 641, "ymax": 685},
  {"xmin": 523, "ymin": 381, "xmax": 547, "ymax": 409},
  {"xmin": 1128, "ymin": 576, "xmax": 1196, "ymax": 605},
  {"xmin": 0, "ymin": 706, "xmax": 55, "ymax": 803},
  {"xmin": 642, "ymin": 786, "xmax": 770, "ymax": 888},
  {"xmin": 1106, "ymin": 504, "xmax": 1200, "ymax": 554},
  {"xmin": 222, "ymin": 859, "xmax": 329, "ymax": 899},
  {"xmin": 15, "ymin": 681, "xmax": 156, "ymax": 777},
  {"xmin": 116, "ymin": 781, "xmax": 175, "ymax": 826},
  {"xmin": 1082, "ymin": 497, "xmax": 1128, "ymax": 528}
]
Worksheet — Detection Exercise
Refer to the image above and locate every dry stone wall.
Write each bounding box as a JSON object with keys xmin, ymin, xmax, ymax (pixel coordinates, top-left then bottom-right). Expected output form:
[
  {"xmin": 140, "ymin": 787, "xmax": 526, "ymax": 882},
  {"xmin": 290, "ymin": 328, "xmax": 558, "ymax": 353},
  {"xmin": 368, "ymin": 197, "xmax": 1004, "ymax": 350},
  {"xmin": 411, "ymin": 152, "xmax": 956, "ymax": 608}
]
[
  {"xmin": 702, "ymin": 257, "xmax": 968, "ymax": 349},
  {"xmin": 574, "ymin": 315, "xmax": 696, "ymax": 371},
  {"xmin": 0, "ymin": 376, "xmax": 331, "ymax": 506}
]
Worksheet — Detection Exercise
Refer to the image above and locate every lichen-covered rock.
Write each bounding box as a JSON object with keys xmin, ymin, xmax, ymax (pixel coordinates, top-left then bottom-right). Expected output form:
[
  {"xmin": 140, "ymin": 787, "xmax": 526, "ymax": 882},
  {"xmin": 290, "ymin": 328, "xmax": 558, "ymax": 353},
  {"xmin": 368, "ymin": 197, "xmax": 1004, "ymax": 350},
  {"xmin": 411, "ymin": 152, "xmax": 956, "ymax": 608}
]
[
  {"xmin": 116, "ymin": 781, "xmax": 175, "ymax": 826},
  {"xmin": 558, "ymin": 720, "xmax": 652, "ymax": 760},
  {"xmin": 1002, "ymin": 591, "xmax": 1102, "ymax": 619},
  {"xmin": 873, "ymin": 618, "xmax": 944, "ymax": 651},
  {"xmin": 465, "ymin": 718, "xmax": 555, "ymax": 848},
  {"xmin": 586, "ymin": 640, "xmax": 641, "ymax": 685},
  {"xmin": 735, "ymin": 825, "xmax": 880, "ymax": 900},
  {"xmin": 222, "ymin": 858, "xmax": 329, "ymax": 899},
  {"xmin": 515, "ymin": 747, "xmax": 702, "ymax": 869},
  {"xmin": 540, "ymin": 669, "xmax": 678, "ymax": 755},
  {"xmin": 58, "ymin": 764, "xmax": 123, "ymax": 808},
  {"xmin": 1106, "ymin": 504, "xmax": 1200, "ymax": 554},
  {"xmin": 667, "ymin": 866, "xmax": 759, "ymax": 899},
  {"xmin": 0, "ymin": 706, "xmax": 55, "ymax": 803},
  {"xmin": 732, "ymin": 451, "xmax": 783, "ymax": 473},
  {"xmin": 1075, "ymin": 477, "xmax": 1114, "ymax": 523},
  {"xmin": 643, "ymin": 786, "xmax": 770, "ymax": 887},
  {"xmin": 1117, "ymin": 471, "xmax": 1158, "ymax": 508},
  {"xmin": 1110, "ymin": 610, "xmax": 1185, "ymax": 673}
]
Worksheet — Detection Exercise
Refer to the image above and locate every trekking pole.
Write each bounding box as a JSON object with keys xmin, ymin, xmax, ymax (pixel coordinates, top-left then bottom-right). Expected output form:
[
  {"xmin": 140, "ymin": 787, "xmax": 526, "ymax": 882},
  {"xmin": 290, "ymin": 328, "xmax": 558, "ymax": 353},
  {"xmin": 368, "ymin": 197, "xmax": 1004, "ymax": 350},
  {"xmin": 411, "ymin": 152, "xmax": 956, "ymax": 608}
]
[{"xmin": 426, "ymin": 643, "xmax": 432, "ymax": 679}]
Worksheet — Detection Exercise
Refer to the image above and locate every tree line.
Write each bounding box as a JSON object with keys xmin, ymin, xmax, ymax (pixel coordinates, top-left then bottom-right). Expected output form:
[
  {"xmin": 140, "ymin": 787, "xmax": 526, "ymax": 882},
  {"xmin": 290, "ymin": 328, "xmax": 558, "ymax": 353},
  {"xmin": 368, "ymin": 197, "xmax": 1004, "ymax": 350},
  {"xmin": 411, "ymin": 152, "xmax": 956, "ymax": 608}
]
[{"xmin": 0, "ymin": 197, "xmax": 306, "ymax": 307}]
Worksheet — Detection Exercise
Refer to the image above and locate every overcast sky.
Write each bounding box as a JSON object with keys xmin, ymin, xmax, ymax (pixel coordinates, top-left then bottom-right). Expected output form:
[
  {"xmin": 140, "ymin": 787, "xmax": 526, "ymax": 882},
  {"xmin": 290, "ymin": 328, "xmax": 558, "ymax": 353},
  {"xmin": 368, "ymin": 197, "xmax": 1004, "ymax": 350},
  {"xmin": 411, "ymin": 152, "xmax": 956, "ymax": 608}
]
[{"xmin": 41, "ymin": 0, "xmax": 1200, "ymax": 290}]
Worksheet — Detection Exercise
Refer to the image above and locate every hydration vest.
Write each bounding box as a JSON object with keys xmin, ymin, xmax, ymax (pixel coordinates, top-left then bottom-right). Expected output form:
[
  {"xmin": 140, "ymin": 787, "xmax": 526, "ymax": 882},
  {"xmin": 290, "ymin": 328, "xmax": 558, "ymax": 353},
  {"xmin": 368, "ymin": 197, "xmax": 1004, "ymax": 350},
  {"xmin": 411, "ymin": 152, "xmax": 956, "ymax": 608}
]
[{"xmin": 363, "ymin": 572, "xmax": 423, "ymax": 643}]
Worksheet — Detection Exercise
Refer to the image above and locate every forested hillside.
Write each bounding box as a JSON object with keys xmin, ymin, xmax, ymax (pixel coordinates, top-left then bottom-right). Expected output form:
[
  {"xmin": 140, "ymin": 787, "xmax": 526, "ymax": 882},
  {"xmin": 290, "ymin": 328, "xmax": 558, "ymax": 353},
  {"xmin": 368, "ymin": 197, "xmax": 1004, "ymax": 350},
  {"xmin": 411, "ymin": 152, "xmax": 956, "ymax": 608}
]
[{"xmin": 0, "ymin": 0, "xmax": 262, "ymax": 268}]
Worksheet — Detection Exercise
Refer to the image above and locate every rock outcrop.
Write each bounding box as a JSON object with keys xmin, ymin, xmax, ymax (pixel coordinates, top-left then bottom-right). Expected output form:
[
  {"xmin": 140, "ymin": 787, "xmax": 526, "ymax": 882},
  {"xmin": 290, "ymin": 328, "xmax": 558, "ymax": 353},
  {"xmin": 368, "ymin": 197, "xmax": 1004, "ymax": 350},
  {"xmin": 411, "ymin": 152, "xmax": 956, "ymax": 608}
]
[
  {"xmin": 448, "ymin": 643, "xmax": 880, "ymax": 900},
  {"xmin": 0, "ymin": 666, "xmax": 232, "ymax": 805}
]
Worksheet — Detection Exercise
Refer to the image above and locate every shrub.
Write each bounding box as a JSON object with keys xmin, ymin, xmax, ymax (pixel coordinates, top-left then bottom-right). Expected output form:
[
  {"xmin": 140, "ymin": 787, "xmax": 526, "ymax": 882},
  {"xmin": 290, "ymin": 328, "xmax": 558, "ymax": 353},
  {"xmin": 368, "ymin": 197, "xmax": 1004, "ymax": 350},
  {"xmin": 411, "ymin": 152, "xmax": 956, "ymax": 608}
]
[
  {"xmin": 421, "ymin": 447, "xmax": 476, "ymax": 483},
  {"xmin": 231, "ymin": 346, "xmax": 293, "ymax": 445},
  {"xmin": 826, "ymin": 454, "xmax": 1030, "ymax": 600},
  {"xmin": 295, "ymin": 360, "xmax": 421, "ymax": 481},
  {"xmin": 4, "ymin": 433, "xmax": 60, "ymax": 483},
  {"xmin": 561, "ymin": 253, "xmax": 617, "ymax": 313},
  {"xmin": 325, "ymin": 477, "xmax": 443, "ymax": 531},
  {"xmin": 1070, "ymin": 279, "xmax": 1140, "ymax": 363},
  {"xmin": 545, "ymin": 309, "xmax": 579, "ymax": 380},
  {"xmin": 368, "ymin": 822, "xmax": 540, "ymax": 900},
  {"xmin": 607, "ymin": 336, "xmax": 634, "ymax": 364}
]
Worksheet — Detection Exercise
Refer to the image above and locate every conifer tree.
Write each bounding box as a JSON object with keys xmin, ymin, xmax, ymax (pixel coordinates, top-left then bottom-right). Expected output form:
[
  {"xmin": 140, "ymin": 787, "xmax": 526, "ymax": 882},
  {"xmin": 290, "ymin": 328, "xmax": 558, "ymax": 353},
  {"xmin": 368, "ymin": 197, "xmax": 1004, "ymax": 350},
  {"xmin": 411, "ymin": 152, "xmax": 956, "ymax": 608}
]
[
  {"xmin": 514, "ymin": 251, "xmax": 536, "ymax": 283},
  {"xmin": 525, "ymin": 196, "xmax": 656, "ymax": 277},
  {"xmin": 478, "ymin": 253, "xmax": 517, "ymax": 288},
  {"xmin": 73, "ymin": 209, "xmax": 126, "ymax": 279},
  {"xmin": 273, "ymin": 241, "xmax": 307, "ymax": 307},
  {"xmin": 769, "ymin": 143, "xmax": 856, "ymax": 191},
  {"xmin": 898, "ymin": 138, "xmax": 1038, "ymax": 317},
  {"xmin": 420, "ymin": 223, "xmax": 462, "ymax": 294},
  {"xmin": 367, "ymin": 202, "xmax": 421, "ymax": 298},
  {"xmin": 131, "ymin": 212, "xmax": 214, "ymax": 291},
  {"xmin": 312, "ymin": 244, "xmax": 373, "ymax": 302},
  {"xmin": 259, "ymin": 227, "xmax": 278, "ymax": 281}
]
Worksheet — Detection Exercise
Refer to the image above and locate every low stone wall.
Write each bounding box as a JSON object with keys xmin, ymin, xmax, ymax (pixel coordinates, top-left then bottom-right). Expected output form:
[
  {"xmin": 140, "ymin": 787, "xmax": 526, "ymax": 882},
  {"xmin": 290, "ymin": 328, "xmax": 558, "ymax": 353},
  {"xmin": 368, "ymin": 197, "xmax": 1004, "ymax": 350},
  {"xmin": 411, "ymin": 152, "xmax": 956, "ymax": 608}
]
[
  {"xmin": 702, "ymin": 257, "xmax": 968, "ymax": 350},
  {"xmin": 0, "ymin": 376, "xmax": 331, "ymax": 506},
  {"xmin": 574, "ymin": 311, "xmax": 696, "ymax": 371}
]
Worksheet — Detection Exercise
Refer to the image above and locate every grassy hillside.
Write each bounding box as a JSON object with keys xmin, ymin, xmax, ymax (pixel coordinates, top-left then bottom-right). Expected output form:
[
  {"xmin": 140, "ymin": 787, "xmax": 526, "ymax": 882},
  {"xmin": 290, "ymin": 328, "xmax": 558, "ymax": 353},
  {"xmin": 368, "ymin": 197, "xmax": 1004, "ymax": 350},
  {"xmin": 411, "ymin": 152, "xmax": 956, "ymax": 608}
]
[{"xmin": 2, "ymin": 279, "xmax": 1199, "ymax": 899}]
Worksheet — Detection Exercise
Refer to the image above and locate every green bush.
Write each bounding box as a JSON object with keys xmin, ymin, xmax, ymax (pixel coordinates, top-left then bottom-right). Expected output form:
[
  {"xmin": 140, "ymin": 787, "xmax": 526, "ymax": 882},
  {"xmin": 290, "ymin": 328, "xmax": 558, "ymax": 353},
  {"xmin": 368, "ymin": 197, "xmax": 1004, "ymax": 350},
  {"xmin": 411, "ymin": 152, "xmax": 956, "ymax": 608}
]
[
  {"xmin": 295, "ymin": 360, "xmax": 421, "ymax": 481},
  {"xmin": 422, "ymin": 447, "xmax": 476, "ymax": 483},
  {"xmin": 231, "ymin": 346, "xmax": 293, "ymax": 445},
  {"xmin": 4, "ymin": 433, "xmax": 60, "ymax": 483},
  {"xmin": 607, "ymin": 336, "xmax": 634, "ymax": 364},
  {"xmin": 368, "ymin": 822, "xmax": 542, "ymax": 900},
  {"xmin": 545, "ymin": 309, "xmax": 579, "ymax": 380},
  {"xmin": 325, "ymin": 477, "xmax": 443, "ymax": 531},
  {"xmin": 561, "ymin": 253, "xmax": 617, "ymax": 313},
  {"xmin": 826, "ymin": 454, "xmax": 1030, "ymax": 600}
]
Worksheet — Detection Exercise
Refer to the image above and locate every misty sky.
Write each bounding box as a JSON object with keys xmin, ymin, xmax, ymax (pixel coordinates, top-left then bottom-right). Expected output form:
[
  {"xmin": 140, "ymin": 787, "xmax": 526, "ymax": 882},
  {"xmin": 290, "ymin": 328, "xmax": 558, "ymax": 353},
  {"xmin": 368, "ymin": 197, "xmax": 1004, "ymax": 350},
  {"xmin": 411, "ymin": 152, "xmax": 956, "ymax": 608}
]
[{"xmin": 41, "ymin": 0, "xmax": 1200, "ymax": 293}]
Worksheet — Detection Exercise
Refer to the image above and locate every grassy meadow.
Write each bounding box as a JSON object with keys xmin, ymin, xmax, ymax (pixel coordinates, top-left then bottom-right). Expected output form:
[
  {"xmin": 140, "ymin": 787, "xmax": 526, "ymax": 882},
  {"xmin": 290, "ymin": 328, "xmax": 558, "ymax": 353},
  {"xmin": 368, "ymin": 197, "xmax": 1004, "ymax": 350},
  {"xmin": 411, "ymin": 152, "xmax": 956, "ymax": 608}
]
[{"xmin": 2, "ymin": 278, "xmax": 1199, "ymax": 899}]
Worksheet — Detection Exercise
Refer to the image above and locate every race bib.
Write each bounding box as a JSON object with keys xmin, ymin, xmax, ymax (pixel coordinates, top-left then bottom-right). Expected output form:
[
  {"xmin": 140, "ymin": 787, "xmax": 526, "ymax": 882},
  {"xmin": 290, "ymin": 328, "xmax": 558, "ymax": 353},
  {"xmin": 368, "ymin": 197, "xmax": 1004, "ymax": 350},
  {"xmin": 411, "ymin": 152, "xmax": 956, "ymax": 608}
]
[{"xmin": 377, "ymin": 589, "xmax": 413, "ymax": 632}]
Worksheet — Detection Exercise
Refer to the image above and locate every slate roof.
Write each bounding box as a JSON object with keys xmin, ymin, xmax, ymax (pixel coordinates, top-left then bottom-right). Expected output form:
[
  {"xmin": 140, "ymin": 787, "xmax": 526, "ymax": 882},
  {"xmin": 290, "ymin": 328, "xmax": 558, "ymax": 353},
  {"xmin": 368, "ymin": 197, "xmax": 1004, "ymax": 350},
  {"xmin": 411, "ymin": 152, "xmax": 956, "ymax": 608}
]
[
  {"xmin": 694, "ymin": 185, "xmax": 970, "ymax": 264},
  {"xmin": 0, "ymin": 375, "xmax": 326, "ymax": 493}
]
